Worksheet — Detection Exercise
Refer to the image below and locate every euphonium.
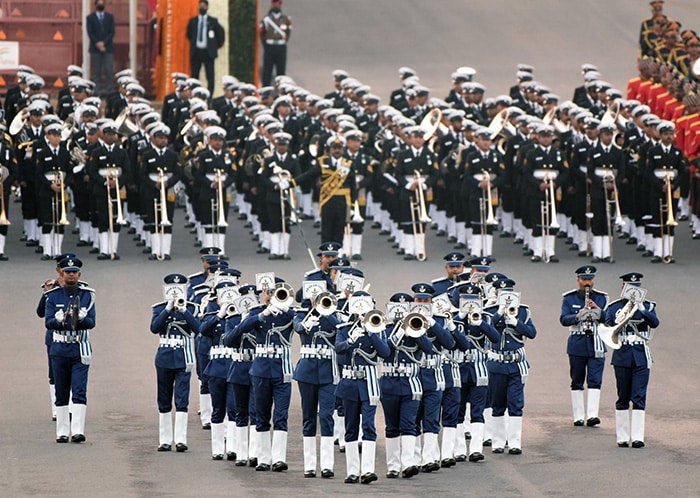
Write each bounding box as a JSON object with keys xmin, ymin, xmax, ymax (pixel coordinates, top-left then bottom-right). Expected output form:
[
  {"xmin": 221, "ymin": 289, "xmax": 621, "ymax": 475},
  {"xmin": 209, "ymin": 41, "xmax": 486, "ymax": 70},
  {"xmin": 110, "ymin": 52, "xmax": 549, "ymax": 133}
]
[{"xmin": 598, "ymin": 300, "xmax": 638, "ymax": 350}]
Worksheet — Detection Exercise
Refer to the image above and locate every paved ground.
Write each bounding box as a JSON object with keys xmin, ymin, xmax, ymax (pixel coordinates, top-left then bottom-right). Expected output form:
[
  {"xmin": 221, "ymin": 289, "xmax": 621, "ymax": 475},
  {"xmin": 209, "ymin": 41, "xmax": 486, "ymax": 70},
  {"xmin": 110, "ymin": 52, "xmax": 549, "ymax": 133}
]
[{"xmin": 2, "ymin": 1, "xmax": 700, "ymax": 496}]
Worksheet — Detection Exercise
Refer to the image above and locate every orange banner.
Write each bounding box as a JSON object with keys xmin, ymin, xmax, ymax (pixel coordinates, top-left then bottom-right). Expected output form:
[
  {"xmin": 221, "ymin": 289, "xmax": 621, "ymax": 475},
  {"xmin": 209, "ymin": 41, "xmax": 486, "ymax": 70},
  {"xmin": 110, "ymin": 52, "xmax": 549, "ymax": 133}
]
[{"xmin": 153, "ymin": 0, "xmax": 198, "ymax": 100}]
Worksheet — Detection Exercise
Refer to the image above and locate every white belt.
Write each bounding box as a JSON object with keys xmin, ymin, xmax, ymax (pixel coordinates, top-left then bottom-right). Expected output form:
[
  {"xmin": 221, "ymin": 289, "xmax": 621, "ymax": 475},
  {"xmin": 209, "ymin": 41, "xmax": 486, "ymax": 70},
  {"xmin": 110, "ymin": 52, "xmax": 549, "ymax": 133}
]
[
  {"xmin": 255, "ymin": 344, "xmax": 285, "ymax": 358},
  {"xmin": 265, "ymin": 39, "xmax": 286, "ymax": 45},
  {"xmin": 488, "ymin": 351, "xmax": 523, "ymax": 363},
  {"xmin": 159, "ymin": 337, "xmax": 185, "ymax": 348},
  {"xmin": 53, "ymin": 332, "xmax": 79, "ymax": 343},
  {"xmin": 421, "ymin": 357, "xmax": 441, "ymax": 368},
  {"xmin": 619, "ymin": 333, "xmax": 645, "ymax": 345},
  {"xmin": 342, "ymin": 366, "xmax": 366, "ymax": 379},
  {"xmin": 383, "ymin": 363, "xmax": 418, "ymax": 377},
  {"xmin": 569, "ymin": 327, "xmax": 592, "ymax": 335},
  {"xmin": 209, "ymin": 346, "xmax": 233, "ymax": 359},
  {"xmin": 231, "ymin": 352, "xmax": 254, "ymax": 362},
  {"xmin": 299, "ymin": 345, "xmax": 334, "ymax": 359},
  {"xmin": 454, "ymin": 351, "xmax": 477, "ymax": 363}
]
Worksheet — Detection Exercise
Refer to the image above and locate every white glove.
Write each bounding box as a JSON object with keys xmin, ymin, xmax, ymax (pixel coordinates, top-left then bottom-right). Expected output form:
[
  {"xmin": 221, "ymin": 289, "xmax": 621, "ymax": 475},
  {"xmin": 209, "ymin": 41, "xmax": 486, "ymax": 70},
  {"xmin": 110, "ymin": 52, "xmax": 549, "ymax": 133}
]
[
  {"xmin": 166, "ymin": 300, "xmax": 175, "ymax": 311},
  {"xmin": 279, "ymin": 179, "xmax": 290, "ymax": 190},
  {"xmin": 54, "ymin": 310, "xmax": 65, "ymax": 322},
  {"xmin": 217, "ymin": 307, "xmax": 228, "ymax": 319},
  {"xmin": 276, "ymin": 303, "xmax": 289, "ymax": 313},
  {"xmin": 471, "ymin": 318, "xmax": 483, "ymax": 327},
  {"xmin": 497, "ymin": 305, "xmax": 506, "ymax": 316},
  {"xmin": 267, "ymin": 304, "xmax": 281, "ymax": 316},
  {"xmin": 304, "ymin": 315, "xmax": 320, "ymax": 330},
  {"xmin": 445, "ymin": 318, "xmax": 456, "ymax": 331},
  {"xmin": 426, "ymin": 316, "xmax": 436, "ymax": 328},
  {"xmin": 348, "ymin": 328, "xmax": 363, "ymax": 344},
  {"xmin": 78, "ymin": 307, "xmax": 88, "ymax": 320},
  {"xmin": 505, "ymin": 315, "xmax": 518, "ymax": 326}
]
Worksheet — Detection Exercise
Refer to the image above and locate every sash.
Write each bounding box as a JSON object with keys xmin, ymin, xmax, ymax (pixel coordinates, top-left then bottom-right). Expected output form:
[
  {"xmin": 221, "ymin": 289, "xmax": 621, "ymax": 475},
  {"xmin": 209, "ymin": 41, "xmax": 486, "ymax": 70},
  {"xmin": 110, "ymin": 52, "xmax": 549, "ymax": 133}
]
[
  {"xmin": 364, "ymin": 365, "xmax": 380, "ymax": 406},
  {"xmin": 79, "ymin": 331, "xmax": 92, "ymax": 365}
]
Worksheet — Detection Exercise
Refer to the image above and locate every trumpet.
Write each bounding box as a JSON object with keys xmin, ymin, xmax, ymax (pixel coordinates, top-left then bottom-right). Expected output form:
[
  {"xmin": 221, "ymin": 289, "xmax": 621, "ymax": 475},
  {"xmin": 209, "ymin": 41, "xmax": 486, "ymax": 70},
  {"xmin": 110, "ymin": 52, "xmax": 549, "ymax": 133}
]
[
  {"xmin": 300, "ymin": 291, "xmax": 338, "ymax": 329},
  {"xmin": 226, "ymin": 302, "xmax": 239, "ymax": 316},
  {"xmin": 402, "ymin": 312, "xmax": 429, "ymax": 338},
  {"xmin": 364, "ymin": 309, "xmax": 387, "ymax": 334},
  {"xmin": 270, "ymin": 282, "xmax": 295, "ymax": 309}
]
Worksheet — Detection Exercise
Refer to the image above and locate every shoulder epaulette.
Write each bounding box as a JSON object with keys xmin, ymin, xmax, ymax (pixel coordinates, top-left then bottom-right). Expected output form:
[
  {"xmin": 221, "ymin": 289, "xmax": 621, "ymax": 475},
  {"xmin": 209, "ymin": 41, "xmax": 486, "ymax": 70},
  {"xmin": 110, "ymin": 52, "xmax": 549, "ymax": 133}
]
[
  {"xmin": 303, "ymin": 269, "xmax": 322, "ymax": 277},
  {"xmin": 562, "ymin": 289, "xmax": 577, "ymax": 297},
  {"xmin": 152, "ymin": 301, "xmax": 167, "ymax": 309},
  {"xmin": 187, "ymin": 271, "xmax": 204, "ymax": 279},
  {"xmin": 431, "ymin": 277, "xmax": 448, "ymax": 284}
]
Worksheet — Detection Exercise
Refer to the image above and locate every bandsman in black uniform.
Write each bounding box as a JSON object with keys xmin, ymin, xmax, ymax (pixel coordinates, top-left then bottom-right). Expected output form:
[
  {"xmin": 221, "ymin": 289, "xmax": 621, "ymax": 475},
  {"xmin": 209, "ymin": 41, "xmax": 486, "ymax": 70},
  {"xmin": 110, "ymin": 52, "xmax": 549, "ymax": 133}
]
[
  {"xmin": 0, "ymin": 124, "xmax": 17, "ymax": 260},
  {"xmin": 343, "ymin": 129, "xmax": 373, "ymax": 260}
]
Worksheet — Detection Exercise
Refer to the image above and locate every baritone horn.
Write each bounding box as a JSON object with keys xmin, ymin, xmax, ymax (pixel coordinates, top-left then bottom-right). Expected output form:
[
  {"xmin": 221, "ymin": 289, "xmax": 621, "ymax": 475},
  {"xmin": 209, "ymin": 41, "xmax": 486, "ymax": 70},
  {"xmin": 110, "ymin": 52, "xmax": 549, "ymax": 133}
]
[{"xmin": 597, "ymin": 300, "xmax": 638, "ymax": 350}]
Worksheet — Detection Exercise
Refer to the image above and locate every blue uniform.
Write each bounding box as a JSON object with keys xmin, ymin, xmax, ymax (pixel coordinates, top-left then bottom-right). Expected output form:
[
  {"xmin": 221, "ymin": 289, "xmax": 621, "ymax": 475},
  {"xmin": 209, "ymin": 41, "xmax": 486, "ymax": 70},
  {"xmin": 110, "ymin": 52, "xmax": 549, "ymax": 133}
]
[
  {"xmin": 234, "ymin": 306, "xmax": 295, "ymax": 432},
  {"xmin": 223, "ymin": 310, "xmax": 256, "ymax": 428},
  {"xmin": 485, "ymin": 305, "xmax": 537, "ymax": 417},
  {"xmin": 560, "ymin": 288, "xmax": 609, "ymax": 390},
  {"xmin": 150, "ymin": 301, "xmax": 200, "ymax": 413},
  {"xmin": 44, "ymin": 284, "xmax": 97, "ymax": 406},
  {"xmin": 604, "ymin": 298, "xmax": 659, "ymax": 410},
  {"xmin": 335, "ymin": 321, "xmax": 391, "ymax": 443},
  {"xmin": 293, "ymin": 310, "xmax": 340, "ymax": 437},
  {"xmin": 200, "ymin": 308, "xmax": 236, "ymax": 425},
  {"xmin": 380, "ymin": 323, "xmax": 432, "ymax": 438},
  {"xmin": 191, "ymin": 284, "xmax": 213, "ymax": 397}
]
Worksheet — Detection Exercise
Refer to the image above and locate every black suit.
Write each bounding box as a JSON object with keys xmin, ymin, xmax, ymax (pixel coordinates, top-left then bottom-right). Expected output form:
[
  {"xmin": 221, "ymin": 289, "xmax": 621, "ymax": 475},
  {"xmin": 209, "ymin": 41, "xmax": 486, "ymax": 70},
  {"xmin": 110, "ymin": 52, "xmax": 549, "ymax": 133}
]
[
  {"xmin": 186, "ymin": 14, "xmax": 225, "ymax": 93},
  {"xmin": 86, "ymin": 10, "xmax": 115, "ymax": 96}
]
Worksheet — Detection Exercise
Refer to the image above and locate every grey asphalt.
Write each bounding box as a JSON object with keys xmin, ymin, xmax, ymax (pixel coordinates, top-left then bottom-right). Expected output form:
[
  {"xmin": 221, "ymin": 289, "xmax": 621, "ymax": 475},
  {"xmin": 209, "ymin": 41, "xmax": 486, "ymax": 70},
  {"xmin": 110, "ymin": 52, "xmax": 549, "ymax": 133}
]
[{"xmin": 2, "ymin": 1, "xmax": 700, "ymax": 496}]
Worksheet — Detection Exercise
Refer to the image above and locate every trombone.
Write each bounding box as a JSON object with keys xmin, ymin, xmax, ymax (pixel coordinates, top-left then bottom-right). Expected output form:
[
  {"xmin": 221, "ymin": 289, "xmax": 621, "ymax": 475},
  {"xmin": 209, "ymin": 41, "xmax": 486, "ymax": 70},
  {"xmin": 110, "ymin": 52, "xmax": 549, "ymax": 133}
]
[
  {"xmin": 410, "ymin": 169, "xmax": 431, "ymax": 262},
  {"xmin": 476, "ymin": 168, "xmax": 497, "ymax": 256},
  {"xmin": 0, "ymin": 166, "xmax": 10, "ymax": 225},
  {"xmin": 208, "ymin": 170, "xmax": 229, "ymax": 234},
  {"xmin": 344, "ymin": 200, "xmax": 364, "ymax": 256},
  {"xmin": 152, "ymin": 168, "xmax": 172, "ymax": 261},
  {"xmin": 537, "ymin": 169, "xmax": 559, "ymax": 263},
  {"xmin": 656, "ymin": 169, "xmax": 678, "ymax": 263},
  {"xmin": 597, "ymin": 168, "xmax": 625, "ymax": 263},
  {"xmin": 103, "ymin": 165, "xmax": 126, "ymax": 259}
]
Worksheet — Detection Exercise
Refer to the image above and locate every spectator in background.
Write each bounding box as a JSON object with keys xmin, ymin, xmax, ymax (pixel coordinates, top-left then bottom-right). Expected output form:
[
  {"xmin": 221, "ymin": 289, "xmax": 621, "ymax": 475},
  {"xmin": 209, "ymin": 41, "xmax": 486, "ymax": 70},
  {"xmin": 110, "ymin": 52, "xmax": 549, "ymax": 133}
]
[
  {"xmin": 86, "ymin": 0, "xmax": 115, "ymax": 97},
  {"xmin": 259, "ymin": 0, "xmax": 292, "ymax": 86},
  {"xmin": 187, "ymin": 0, "xmax": 225, "ymax": 94}
]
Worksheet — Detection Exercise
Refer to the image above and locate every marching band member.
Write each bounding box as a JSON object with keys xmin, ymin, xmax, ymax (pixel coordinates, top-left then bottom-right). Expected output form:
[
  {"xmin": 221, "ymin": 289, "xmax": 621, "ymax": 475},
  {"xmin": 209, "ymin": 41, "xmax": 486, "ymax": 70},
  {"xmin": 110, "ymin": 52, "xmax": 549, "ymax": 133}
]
[
  {"xmin": 380, "ymin": 292, "xmax": 431, "ymax": 479},
  {"xmin": 344, "ymin": 129, "xmax": 373, "ymax": 260},
  {"xmin": 560, "ymin": 266, "xmax": 609, "ymax": 427},
  {"xmin": 604, "ymin": 272, "xmax": 659, "ymax": 448},
  {"xmin": 335, "ymin": 291, "xmax": 391, "ymax": 484},
  {"xmin": 223, "ymin": 284, "xmax": 262, "ymax": 467},
  {"xmin": 431, "ymin": 251, "xmax": 468, "ymax": 295},
  {"xmin": 293, "ymin": 287, "xmax": 341, "ymax": 478},
  {"xmin": 450, "ymin": 283, "xmax": 500, "ymax": 463},
  {"xmin": 232, "ymin": 277, "xmax": 296, "ymax": 472},
  {"xmin": 484, "ymin": 278, "xmax": 537, "ymax": 455},
  {"xmin": 44, "ymin": 257, "xmax": 96, "ymax": 443},
  {"xmin": 200, "ymin": 281, "xmax": 239, "ymax": 460},
  {"xmin": 0, "ymin": 126, "xmax": 16, "ymax": 260},
  {"xmin": 151, "ymin": 274, "xmax": 200, "ymax": 452}
]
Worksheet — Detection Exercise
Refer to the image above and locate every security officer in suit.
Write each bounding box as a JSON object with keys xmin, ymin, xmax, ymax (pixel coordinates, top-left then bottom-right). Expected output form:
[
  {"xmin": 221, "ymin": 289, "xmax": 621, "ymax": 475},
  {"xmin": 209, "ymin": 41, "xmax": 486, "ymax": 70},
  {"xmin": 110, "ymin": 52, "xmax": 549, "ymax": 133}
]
[
  {"xmin": 139, "ymin": 123, "xmax": 183, "ymax": 260},
  {"xmin": 259, "ymin": 0, "xmax": 292, "ymax": 86},
  {"xmin": 449, "ymin": 284, "xmax": 500, "ymax": 463},
  {"xmin": 44, "ymin": 257, "xmax": 96, "ymax": 443},
  {"xmin": 293, "ymin": 288, "xmax": 341, "ymax": 478},
  {"xmin": 380, "ymin": 292, "xmax": 432, "ymax": 479},
  {"xmin": 431, "ymin": 252, "xmax": 467, "ymax": 295},
  {"xmin": 231, "ymin": 278, "xmax": 295, "ymax": 472},
  {"xmin": 335, "ymin": 291, "xmax": 391, "ymax": 484},
  {"xmin": 222, "ymin": 285, "xmax": 260, "ymax": 467},
  {"xmin": 86, "ymin": 0, "xmax": 115, "ymax": 97},
  {"xmin": 604, "ymin": 272, "xmax": 659, "ymax": 448},
  {"xmin": 34, "ymin": 122, "xmax": 74, "ymax": 260},
  {"xmin": 560, "ymin": 266, "xmax": 609, "ymax": 427},
  {"xmin": 151, "ymin": 273, "xmax": 200, "ymax": 452},
  {"xmin": 187, "ymin": 0, "xmax": 225, "ymax": 94},
  {"xmin": 484, "ymin": 278, "xmax": 537, "ymax": 455}
]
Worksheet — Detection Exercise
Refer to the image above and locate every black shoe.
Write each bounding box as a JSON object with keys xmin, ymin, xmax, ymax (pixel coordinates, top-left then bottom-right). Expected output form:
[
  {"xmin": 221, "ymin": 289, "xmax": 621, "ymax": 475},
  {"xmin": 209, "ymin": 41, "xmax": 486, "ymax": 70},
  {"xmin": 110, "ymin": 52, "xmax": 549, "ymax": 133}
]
[
  {"xmin": 97, "ymin": 253, "xmax": 111, "ymax": 260},
  {"xmin": 313, "ymin": 221, "xmax": 321, "ymax": 228},
  {"xmin": 557, "ymin": 231, "xmax": 567, "ymax": 239},
  {"xmin": 268, "ymin": 254, "xmax": 281, "ymax": 260},
  {"xmin": 565, "ymin": 237, "xmax": 574, "ymax": 245},
  {"xmin": 403, "ymin": 254, "xmax": 416, "ymax": 260},
  {"xmin": 636, "ymin": 245, "xmax": 645, "ymax": 252},
  {"xmin": 227, "ymin": 451, "xmax": 236, "ymax": 461},
  {"xmin": 344, "ymin": 474, "xmax": 359, "ymax": 484},
  {"xmin": 157, "ymin": 444, "xmax": 171, "ymax": 452},
  {"xmin": 184, "ymin": 222, "xmax": 195, "ymax": 229},
  {"xmin": 256, "ymin": 247, "xmax": 269, "ymax": 254},
  {"xmin": 574, "ymin": 420, "xmax": 584, "ymax": 427},
  {"xmin": 175, "ymin": 443, "xmax": 188, "ymax": 452},
  {"xmin": 631, "ymin": 440, "xmax": 645, "ymax": 448},
  {"xmin": 483, "ymin": 439, "xmax": 492, "ymax": 447},
  {"xmin": 238, "ymin": 214, "xmax": 247, "ymax": 220},
  {"xmin": 219, "ymin": 254, "xmax": 229, "ymax": 261},
  {"xmin": 508, "ymin": 448, "xmax": 522, "ymax": 455},
  {"xmin": 71, "ymin": 434, "xmax": 85, "ymax": 443},
  {"xmin": 524, "ymin": 249, "xmax": 534, "ymax": 256},
  {"xmin": 548, "ymin": 255, "xmax": 559, "ymax": 263},
  {"xmin": 40, "ymin": 254, "xmax": 53, "ymax": 261},
  {"xmin": 454, "ymin": 454, "xmax": 467, "ymax": 462},
  {"xmin": 617, "ymin": 441, "xmax": 629, "ymax": 448},
  {"xmin": 678, "ymin": 214, "xmax": 688, "ymax": 221},
  {"xmin": 513, "ymin": 238, "xmax": 523, "ymax": 244},
  {"xmin": 19, "ymin": 235, "xmax": 27, "ymax": 242},
  {"xmin": 88, "ymin": 247, "xmax": 99, "ymax": 254},
  {"xmin": 618, "ymin": 232, "xmax": 629, "ymax": 239},
  {"xmin": 569, "ymin": 245, "xmax": 580, "ymax": 251},
  {"xmin": 423, "ymin": 462, "xmax": 440, "ymax": 472},
  {"xmin": 361, "ymin": 472, "xmax": 377, "ymax": 484},
  {"xmin": 379, "ymin": 230, "xmax": 390, "ymax": 235},
  {"xmin": 27, "ymin": 240, "xmax": 39, "ymax": 247},
  {"xmin": 304, "ymin": 470, "xmax": 316, "ymax": 478},
  {"xmin": 530, "ymin": 255, "xmax": 541, "ymax": 262},
  {"xmin": 642, "ymin": 250, "xmax": 653, "ymax": 258},
  {"xmin": 248, "ymin": 457, "xmax": 258, "ymax": 467},
  {"xmin": 469, "ymin": 452, "xmax": 484, "ymax": 462},
  {"xmin": 440, "ymin": 458, "xmax": 456, "ymax": 468},
  {"xmin": 371, "ymin": 222, "xmax": 381, "ymax": 229},
  {"xmin": 136, "ymin": 240, "xmax": 147, "ymax": 247},
  {"xmin": 235, "ymin": 460, "xmax": 247, "ymax": 466},
  {"xmin": 56, "ymin": 435, "xmax": 69, "ymax": 443},
  {"xmin": 52, "ymin": 414, "xmax": 56, "ymax": 421},
  {"xmin": 76, "ymin": 240, "xmax": 91, "ymax": 247},
  {"xmin": 244, "ymin": 222, "xmax": 252, "ymax": 228},
  {"xmin": 386, "ymin": 470, "xmax": 400, "ymax": 478},
  {"xmin": 447, "ymin": 236, "xmax": 457, "ymax": 243},
  {"xmin": 212, "ymin": 454, "xmax": 224, "ymax": 460},
  {"xmin": 436, "ymin": 230, "xmax": 446, "ymax": 237},
  {"xmin": 271, "ymin": 461, "xmax": 288, "ymax": 472},
  {"xmin": 603, "ymin": 257, "xmax": 613, "ymax": 263},
  {"xmin": 402, "ymin": 466, "xmax": 419, "ymax": 478},
  {"xmin": 128, "ymin": 227, "xmax": 136, "ymax": 234},
  {"xmin": 0, "ymin": 254, "xmax": 8, "ymax": 261},
  {"xmin": 591, "ymin": 256, "xmax": 601, "ymax": 263},
  {"xmin": 492, "ymin": 448, "xmax": 504, "ymax": 454},
  {"xmin": 163, "ymin": 255, "xmax": 172, "ymax": 260},
  {"xmin": 586, "ymin": 417, "xmax": 600, "ymax": 427},
  {"xmin": 351, "ymin": 254, "xmax": 362, "ymax": 261},
  {"xmin": 391, "ymin": 242, "xmax": 400, "ymax": 249},
  {"xmin": 627, "ymin": 237, "xmax": 637, "ymax": 244},
  {"xmin": 500, "ymin": 231, "xmax": 512, "ymax": 238},
  {"xmin": 396, "ymin": 248, "xmax": 404, "ymax": 255},
  {"xmin": 148, "ymin": 254, "xmax": 158, "ymax": 260},
  {"xmin": 194, "ymin": 241, "xmax": 202, "ymax": 247},
  {"xmin": 339, "ymin": 446, "xmax": 345, "ymax": 453},
  {"xmin": 251, "ymin": 234, "xmax": 259, "ymax": 242},
  {"xmin": 454, "ymin": 242, "xmax": 466, "ymax": 249},
  {"xmin": 256, "ymin": 463, "xmax": 271, "ymax": 471},
  {"xmin": 693, "ymin": 233, "xmax": 700, "ymax": 240},
  {"xmin": 202, "ymin": 423, "xmax": 211, "ymax": 430},
  {"xmin": 650, "ymin": 256, "xmax": 662, "ymax": 263},
  {"xmin": 321, "ymin": 469, "xmax": 334, "ymax": 478}
]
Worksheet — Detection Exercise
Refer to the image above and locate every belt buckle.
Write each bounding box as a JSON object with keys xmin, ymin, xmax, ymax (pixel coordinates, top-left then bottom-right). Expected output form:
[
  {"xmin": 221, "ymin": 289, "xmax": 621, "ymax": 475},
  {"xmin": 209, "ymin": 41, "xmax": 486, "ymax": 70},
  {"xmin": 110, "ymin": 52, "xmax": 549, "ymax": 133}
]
[{"xmin": 267, "ymin": 346, "xmax": 275, "ymax": 354}]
